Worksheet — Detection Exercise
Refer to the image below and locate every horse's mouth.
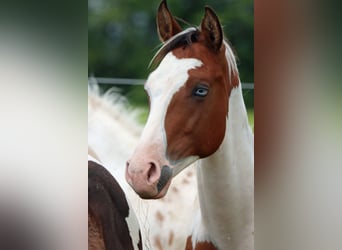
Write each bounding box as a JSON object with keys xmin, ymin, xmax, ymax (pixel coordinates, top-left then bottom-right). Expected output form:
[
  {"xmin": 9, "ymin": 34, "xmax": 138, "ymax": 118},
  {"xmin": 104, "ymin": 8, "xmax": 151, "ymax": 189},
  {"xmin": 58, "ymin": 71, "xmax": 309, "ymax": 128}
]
[
  {"xmin": 145, "ymin": 165, "xmax": 172, "ymax": 199},
  {"xmin": 156, "ymin": 165, "xmax": 173, "ymax": 192},
  {"xmin": 138, "ymin": 179, "xmax": 172, "ymax": 199}
]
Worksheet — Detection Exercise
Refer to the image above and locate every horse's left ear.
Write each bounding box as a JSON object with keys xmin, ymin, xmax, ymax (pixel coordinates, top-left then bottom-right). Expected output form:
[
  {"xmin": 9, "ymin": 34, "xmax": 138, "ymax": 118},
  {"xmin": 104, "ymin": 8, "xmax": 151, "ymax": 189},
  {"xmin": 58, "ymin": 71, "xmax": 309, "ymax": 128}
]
[
  {"xmin": 201, "ymin": 6, "xmax": 223, "ymax": 52},
  {"xmin": 157, "ymin": 0, "xmax": 182, "ymax": 42}
]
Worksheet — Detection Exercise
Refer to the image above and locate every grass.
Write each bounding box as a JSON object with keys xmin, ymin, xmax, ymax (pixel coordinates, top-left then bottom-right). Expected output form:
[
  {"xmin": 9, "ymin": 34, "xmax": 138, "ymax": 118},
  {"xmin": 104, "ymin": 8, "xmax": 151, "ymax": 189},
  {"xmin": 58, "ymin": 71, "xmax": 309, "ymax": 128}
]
[
  {"xmin": 137, "ymin": 108, "xmax": 149, "ymax": 124},
  {"xmin": 247, "ymin": 109, "xmax": 254, "ymax": 131}
]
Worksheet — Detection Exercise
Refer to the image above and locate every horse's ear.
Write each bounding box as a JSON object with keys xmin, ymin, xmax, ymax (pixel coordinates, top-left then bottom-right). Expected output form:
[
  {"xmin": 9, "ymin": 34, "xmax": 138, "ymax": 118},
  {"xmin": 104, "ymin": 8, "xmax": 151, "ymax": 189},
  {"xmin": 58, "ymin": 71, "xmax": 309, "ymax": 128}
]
[
  {"xmin": 200, "ymin": 6, "xmax": 223, "ymax": 52},
  {"xmin": 157, "ymin": 0, "xmax": 182, "ymax": 42}
]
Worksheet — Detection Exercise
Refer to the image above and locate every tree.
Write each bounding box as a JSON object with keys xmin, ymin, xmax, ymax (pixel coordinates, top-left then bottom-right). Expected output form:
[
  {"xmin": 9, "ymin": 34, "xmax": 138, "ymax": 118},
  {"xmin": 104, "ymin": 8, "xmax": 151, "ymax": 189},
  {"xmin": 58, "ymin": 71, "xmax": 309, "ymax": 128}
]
[{"xmin": 89, "ymin": 0, "xmax": 253, "ymax": 108}]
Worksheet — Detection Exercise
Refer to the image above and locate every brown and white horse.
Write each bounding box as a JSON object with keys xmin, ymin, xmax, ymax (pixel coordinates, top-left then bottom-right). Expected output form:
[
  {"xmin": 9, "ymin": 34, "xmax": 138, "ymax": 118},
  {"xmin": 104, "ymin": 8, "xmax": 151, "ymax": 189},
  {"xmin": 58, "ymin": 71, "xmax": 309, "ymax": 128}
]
[
  {"xmin": 88, "ymin": 155, "xmax": 142, "ymax": 250},
  {"xmin": 88, "ymin": 84, "xmax": 198, "ymax": 249},
  {"xmin": 126, "ymin": 1, "xmax": 254, "ymax": 249}
]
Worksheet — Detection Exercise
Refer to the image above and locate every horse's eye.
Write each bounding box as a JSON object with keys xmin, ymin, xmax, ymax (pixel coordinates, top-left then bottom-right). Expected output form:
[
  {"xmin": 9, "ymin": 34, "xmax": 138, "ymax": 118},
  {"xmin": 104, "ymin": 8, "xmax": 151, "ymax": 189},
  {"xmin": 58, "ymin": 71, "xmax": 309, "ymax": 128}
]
[{"xmin": 193, "ymin": 85, "xmax": 209, "ymax": 97}]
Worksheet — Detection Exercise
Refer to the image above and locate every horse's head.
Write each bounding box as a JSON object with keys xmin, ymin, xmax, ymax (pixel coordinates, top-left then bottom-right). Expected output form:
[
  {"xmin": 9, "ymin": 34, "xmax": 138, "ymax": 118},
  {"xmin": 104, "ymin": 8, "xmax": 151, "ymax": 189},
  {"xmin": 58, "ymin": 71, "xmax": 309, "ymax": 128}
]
[{"xmin": 126, "ymin": 0, "xmax": 239, "ymax": 199}]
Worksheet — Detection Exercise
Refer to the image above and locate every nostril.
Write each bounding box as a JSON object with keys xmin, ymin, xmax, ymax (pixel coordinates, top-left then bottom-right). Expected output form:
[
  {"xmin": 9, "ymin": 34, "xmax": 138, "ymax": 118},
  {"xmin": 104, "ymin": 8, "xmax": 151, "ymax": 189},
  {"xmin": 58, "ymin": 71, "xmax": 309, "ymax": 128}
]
[
  {"xmin": 147, "ymin": 162, "xmax": 160, "ymax": 184},
  {"xmin": 147, "ymin": 162, "xmax": 156, "ymax": 180}
]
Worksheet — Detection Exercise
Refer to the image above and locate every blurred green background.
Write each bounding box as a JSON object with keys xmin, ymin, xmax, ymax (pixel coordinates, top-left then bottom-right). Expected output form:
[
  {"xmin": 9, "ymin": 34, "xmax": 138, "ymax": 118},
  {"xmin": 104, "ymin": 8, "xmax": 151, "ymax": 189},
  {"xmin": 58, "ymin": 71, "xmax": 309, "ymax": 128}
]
[{"xmin": 88, "ymin": 0, "xmax": 254, "ymax": 125}]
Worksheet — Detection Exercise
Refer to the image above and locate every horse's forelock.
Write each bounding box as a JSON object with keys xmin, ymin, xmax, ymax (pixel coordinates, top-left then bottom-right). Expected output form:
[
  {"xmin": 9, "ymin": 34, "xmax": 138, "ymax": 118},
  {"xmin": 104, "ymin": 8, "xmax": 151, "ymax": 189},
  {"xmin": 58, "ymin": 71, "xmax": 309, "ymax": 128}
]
[{"xmin": 149, "ymin": 27, "xmax": 200, "ymax": 69}]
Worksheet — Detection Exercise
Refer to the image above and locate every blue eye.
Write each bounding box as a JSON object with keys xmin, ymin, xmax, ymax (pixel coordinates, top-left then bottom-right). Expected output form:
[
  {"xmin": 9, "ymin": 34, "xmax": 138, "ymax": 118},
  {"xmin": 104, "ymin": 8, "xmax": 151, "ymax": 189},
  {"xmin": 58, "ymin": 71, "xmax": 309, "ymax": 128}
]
[{"xmin": 193, "ymin": 86, "xmax": 209, "ymax": 97}]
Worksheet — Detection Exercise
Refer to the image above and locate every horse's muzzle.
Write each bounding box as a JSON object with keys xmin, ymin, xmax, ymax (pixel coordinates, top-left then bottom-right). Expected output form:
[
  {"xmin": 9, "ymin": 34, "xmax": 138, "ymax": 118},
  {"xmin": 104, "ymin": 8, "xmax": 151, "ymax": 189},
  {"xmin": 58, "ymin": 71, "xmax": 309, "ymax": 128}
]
[{"xmin": 126, "ymin": 160, "xmax": 173, "ymax": 199}]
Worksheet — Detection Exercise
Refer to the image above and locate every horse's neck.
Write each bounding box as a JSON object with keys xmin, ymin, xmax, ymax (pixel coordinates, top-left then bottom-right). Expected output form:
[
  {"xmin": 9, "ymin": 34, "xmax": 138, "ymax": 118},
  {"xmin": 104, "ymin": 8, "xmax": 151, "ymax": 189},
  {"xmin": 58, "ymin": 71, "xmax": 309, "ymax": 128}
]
[{"xmin": 196, "ymin": 84, "xmax": 254, "ymax": 250}]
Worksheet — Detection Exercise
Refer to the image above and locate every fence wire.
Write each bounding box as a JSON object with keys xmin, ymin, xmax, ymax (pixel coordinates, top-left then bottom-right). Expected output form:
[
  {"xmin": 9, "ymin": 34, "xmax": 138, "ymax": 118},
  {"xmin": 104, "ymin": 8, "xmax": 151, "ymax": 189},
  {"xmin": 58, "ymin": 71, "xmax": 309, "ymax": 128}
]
[{"xmin": 89, "ymin": 77, "xmax": 254, "ymax": 90}]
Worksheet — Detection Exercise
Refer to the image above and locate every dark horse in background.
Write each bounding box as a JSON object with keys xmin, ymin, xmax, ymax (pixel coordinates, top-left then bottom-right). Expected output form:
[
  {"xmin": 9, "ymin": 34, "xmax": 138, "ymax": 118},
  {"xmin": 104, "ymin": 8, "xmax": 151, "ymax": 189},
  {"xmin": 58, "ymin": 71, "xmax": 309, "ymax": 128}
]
[{"xmin": 88, "ymin": 155, "xmax": 142, "ymax": 250}]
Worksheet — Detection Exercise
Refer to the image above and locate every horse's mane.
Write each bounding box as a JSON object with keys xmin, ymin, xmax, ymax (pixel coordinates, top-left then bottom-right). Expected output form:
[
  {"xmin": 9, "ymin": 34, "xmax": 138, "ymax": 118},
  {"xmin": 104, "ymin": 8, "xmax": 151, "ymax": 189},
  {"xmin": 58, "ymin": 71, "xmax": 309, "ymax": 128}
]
[
  {"xmin": 88, "ymin": 83, "xmax": 142, "ymax": 138},
  {"xmin": 150, "ymin": 27, "xmax": 200, "ymax": 68},
  {"xmin": 149, "ymin": 27, "xmax": 239, "ymax": 82}
]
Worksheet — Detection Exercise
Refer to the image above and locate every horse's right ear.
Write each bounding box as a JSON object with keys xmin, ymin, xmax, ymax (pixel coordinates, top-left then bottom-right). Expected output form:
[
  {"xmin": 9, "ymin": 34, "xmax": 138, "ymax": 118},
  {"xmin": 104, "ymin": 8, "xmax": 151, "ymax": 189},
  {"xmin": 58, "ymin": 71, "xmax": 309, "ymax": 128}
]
[{"xmin": 157, "ymin": 0, "xmax": 182, "ymax": 42}]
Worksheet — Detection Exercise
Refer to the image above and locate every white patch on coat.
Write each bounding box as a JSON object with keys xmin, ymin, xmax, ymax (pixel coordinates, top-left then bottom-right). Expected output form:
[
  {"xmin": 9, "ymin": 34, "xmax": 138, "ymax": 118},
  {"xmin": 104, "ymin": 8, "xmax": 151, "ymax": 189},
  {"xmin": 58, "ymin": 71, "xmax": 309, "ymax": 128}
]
[{"xmin": 125, "ymin": 204, "xmax": 141, "ymax": 250}]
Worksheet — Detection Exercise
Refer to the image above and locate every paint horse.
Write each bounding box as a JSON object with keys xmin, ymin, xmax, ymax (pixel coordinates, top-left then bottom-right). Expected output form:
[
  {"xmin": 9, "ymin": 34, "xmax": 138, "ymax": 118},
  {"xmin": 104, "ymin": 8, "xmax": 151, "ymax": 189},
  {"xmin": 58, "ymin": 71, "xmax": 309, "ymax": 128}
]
[
  {"xmin": 88, "ymin": 154, "xmax": 142, "ymax": 250},
  {"xmin": 126, "ymin": 1, "xmax": 254, "ymax": 249}
]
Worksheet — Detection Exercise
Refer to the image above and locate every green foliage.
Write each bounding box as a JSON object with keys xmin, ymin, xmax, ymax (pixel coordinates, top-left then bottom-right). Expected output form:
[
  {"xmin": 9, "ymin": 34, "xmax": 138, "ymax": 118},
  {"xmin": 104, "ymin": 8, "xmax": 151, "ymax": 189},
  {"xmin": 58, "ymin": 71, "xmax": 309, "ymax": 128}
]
[{"xmin": 89, "ymin": 0, "xmax": 253, "ymax": 108}]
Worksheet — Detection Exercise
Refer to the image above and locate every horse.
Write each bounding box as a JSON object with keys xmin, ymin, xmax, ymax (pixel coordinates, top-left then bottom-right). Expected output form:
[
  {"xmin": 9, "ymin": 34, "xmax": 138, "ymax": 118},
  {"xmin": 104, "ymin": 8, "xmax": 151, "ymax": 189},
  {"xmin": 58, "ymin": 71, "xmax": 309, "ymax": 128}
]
[
  {"xmin": 126, "ymin": 1, "xmax": 254, "ymax": 249},
  {"xmin": 88, "ymin": 156, "xmax": 142, "ymax": 250},
  {"xmin": 88, "ymin": 83, "xmax": 199, "ymax": 249}
]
